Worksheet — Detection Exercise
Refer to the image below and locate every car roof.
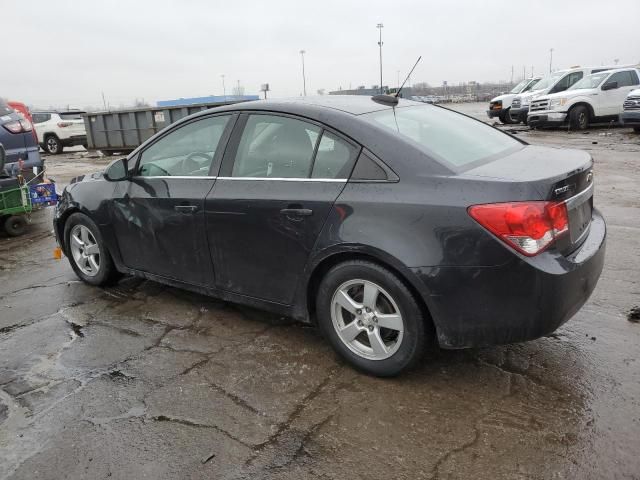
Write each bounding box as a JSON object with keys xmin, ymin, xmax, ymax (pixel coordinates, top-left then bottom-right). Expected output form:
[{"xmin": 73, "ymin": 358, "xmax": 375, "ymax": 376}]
[{"xmin": 205, "ymin": 95, "xmax": 417, "ymax": 116}]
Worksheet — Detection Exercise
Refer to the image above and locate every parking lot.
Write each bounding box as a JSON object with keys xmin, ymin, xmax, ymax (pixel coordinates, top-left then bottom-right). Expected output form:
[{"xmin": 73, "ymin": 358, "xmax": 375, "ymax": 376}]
[{"xmin": 1, "ymin": 102, "xmax": 639, "ymax": 479}]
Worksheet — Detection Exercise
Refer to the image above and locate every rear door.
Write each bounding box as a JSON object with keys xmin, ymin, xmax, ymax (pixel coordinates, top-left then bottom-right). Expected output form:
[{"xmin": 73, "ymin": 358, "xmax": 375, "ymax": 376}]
[
  {"xmin": 205, "ymin": 112, "xmax": 359, "ymax": 304},
  {"xmin": 110, "ymin": 113, "xmax": 235, "ymax": 287}
]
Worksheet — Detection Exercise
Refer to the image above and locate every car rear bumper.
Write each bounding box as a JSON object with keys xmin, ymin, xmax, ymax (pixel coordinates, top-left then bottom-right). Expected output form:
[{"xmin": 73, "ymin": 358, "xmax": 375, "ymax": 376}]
[
  {"xmin": 527, "ymin": 111, "xmax": 567, "ymax": 127},
  {"xmin": 412, "ymin": 208, "xmax": 606, "ymax": 349},
  {"xmin": 620, "ymin": 111, "xmax": 640, "ymax": 125}
]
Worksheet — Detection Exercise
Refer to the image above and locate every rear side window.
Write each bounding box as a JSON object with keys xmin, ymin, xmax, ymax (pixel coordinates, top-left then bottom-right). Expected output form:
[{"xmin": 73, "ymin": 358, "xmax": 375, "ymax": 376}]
[
  {"xmin": 311, "ymin": 131, "xmax": 358, "ymax": 179},
  {"xmin": 363, "ymin": 105, "xmax": 522, "ymax": 169},
  {"xmin": 32, "ymin": 113, "xmax": 51, "ymax": 124},
  {"xmin": 232, "ymin": 114, "xmax": 321, "ymax": 178},
  {"xmin": 0, "ymin": 99, "xmax": 12, "ymax": 116}
]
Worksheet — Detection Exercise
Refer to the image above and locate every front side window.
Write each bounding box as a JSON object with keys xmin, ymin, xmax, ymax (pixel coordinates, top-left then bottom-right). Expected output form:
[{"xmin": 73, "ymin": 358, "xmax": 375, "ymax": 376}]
[
  {"xmin": 232, "ymin": 114, "xmax": 321, "ymax": 178},
  {"xmin": 608, "ymin": 70, "xmax": 639, "ymax": 88},
  {"xmin": 138, "ymin": 115, "xmax": 230, "ymax": 177},
  {"xmin": 363, "ymin": 105, "xmax": 522, "ymax": 169}
]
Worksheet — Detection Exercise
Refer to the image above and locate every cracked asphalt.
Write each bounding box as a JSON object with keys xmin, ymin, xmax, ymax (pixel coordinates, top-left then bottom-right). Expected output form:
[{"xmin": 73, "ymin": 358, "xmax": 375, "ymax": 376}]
[{"xmin": 1, "ymin": 103, "xmax": 639, "ymax": 480}]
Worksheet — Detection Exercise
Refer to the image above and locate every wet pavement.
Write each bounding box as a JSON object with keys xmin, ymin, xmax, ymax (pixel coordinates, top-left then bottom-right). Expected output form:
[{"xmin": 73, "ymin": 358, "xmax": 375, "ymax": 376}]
[{"xmin": 1, "ymin": 105, "xmax": 639, "ymax": 479}]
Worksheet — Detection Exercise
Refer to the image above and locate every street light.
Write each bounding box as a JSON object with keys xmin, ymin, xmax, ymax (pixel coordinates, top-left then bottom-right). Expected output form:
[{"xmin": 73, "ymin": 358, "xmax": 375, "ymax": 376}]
[
  {"xmin": 377, "ymin": 23, "xmax": 384, "ymax": 94},
  {"xmin": 300, "ymin": 50, "xmax": 307, "ymax": 96},
  {"xmin": 549, "ymin": 48, "xmax": 554, "ymax": 73},
  {"xmin": 221, "ymin": 74, "xmax": 226, "ymax": 100}
]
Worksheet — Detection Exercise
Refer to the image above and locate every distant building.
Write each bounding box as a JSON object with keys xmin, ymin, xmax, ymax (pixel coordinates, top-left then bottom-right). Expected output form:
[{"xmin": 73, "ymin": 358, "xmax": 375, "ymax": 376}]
[
  {"xmin": 157, "ymin": 95, "xmax": 259, "ymax": 107},
  {"xmin": 329, "ymin": 86, "xmax": 389, "ymax": 96}
]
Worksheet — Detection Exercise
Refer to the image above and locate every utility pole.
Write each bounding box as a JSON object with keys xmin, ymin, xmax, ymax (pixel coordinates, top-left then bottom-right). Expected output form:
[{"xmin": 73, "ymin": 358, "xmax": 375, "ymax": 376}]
[
  {"xmin": 101, "ymin": 92, "xmax": 107, "ymax": 111},
  {"xmin": 221, "ymin": 74, "xmax": 226, "ymax": 100},
  {"xmin": 511, "ymin": 65, "xmax": 514, "ymax": 84},
  {"xmin": 299, "ymin": 50, "xmax": 307, "ymax": 96},
  {"xmin": 549, "ymin": 48, "xmax": 554, "ymax": 73},
  {"xmin": 377, "ymin": 23, "xmax": 384, "ymax": 94},
  {"xmin": 522, "ymin": 66, "xmax": 526, "ymax": 81},
  {"xmin": 531, "ymin": 66, "xmax": 534, "ymax": 78},
  {"xmin": 397, "ymin": 70, "xmax": 400, "ymax": 88}
]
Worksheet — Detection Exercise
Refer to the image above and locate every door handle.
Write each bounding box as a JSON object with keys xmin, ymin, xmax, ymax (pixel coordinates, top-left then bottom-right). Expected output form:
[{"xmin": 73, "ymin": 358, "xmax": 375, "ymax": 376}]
[
  {"xmin": 174, "ymin": 205, "xmax": 198, "ymax": 213},
  {"xmin": 280, "ymin": 208, "xmax": 313, "ymax": 217}
]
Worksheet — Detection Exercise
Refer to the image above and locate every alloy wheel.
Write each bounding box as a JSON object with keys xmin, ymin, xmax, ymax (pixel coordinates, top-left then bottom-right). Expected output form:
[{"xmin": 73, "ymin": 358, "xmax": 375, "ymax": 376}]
[
  {"xmin": 47, "ymin": 137, "xmax": 59, "ymax": 153},
  {"xmin": 70, "ymin": 224, "xmax": 101, "ymax": 276},
  {"xmin": 331, "ymin": 279, "xmax": 404, "ymax": 360}
]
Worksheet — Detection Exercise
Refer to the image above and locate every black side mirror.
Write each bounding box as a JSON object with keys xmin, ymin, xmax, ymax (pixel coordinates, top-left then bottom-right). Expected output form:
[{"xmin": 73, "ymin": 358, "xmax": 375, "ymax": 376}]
[
  {"xmin": 602, "ymin": 81, "xmax": 619, "ymax": 91},
  {"xmin": 104, "ymin": 157, "xmax": 128, "ymax": 181}
]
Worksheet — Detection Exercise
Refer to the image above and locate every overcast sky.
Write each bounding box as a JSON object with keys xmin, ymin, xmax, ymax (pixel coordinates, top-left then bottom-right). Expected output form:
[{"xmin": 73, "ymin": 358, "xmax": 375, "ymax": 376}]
[{"xmin": 4, "ymin": 0, "xmax": 639, "ymax": 108}]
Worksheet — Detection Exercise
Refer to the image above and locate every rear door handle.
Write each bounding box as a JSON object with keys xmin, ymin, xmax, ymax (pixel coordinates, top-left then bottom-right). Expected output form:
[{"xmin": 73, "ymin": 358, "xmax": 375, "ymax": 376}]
[
  {"xmin": 174, "ymin": 205, "xmax": 198, "ymax": 213},
  {"xmin": 280, "ymin": 208, "xmax": 313, "ymax": 217}
]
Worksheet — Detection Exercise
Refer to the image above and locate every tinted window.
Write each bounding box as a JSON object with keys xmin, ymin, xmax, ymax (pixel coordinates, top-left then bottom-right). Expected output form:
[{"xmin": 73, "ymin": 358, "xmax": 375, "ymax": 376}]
[
  {"xmin": 351, "ymin": 151, "xmax": 388, "ymax": 180},
  {"xmin": 59, "ymin": 112, "xmax": 84, "ymax": 120},
  {"xmin": 311, "ymin": 131, "xmax": 358, "ymax": 179},
  {"xmin": 551, "ymin": 72, "xmax": 583, "ymax": 93},
  {"xmin": 32, "ymin": 113, "xmax": 51, "ymax": 124},
  {"xmin": 138, "ymin": 115, "xmax": 230, "ymax": 177},
  {"xmin": 363, "ymin": 105, "xmax": 522, "ymax": 169},
  {"xmin": 232, "ymin": 114, "xmax": 320, "ymax": 178},
  {"xmin": 608, "ymin": 71, "xmax": 639, "ymax": 87},
  {"xmin": 0, "ymin": 99, "xmax": 13, "ymax": 116}
]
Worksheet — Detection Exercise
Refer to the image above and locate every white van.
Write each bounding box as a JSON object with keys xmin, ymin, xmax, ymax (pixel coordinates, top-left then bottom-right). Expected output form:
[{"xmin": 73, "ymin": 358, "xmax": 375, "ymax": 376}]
[{"xmin": 486, "ymin": 77, "xmax": 541, "ymax": 124}]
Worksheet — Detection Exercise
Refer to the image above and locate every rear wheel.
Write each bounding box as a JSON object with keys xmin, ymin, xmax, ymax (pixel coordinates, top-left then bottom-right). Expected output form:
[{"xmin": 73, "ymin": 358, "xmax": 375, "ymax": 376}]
[
  {"xmin": 3, "ymin": 215, "xmax": 28, "ymax": 237},
  {"xmin": 100, "ymin": 150, "xmax": 114, "ymax": 157},
  {"xmin": 316, "ymin": 260, "xmax": 428, "ymax": 377},
  {"xmin": 570, "ymin": 105, "xmax": 590, "ymax": 130},
  {"xmin": 45, "ymin": 135, "xmax": 63, "ymax": 154},
  {"xmin": 64, "ymin": 213, "xmax": 121, "ymax": 286}
]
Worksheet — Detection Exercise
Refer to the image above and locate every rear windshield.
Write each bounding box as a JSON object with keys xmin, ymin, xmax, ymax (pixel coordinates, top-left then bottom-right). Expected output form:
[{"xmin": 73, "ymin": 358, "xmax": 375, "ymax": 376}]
[
  {"xmin": 0, "ymin": 98, "xmax": 13, "ymax": 116},
  {"xmin": 362, "ymin": 105, "xmax": 522, "ymax": 169},
  {"xmin": 59, "ymin": 112, "xmax": 84, "ymax": 120}
]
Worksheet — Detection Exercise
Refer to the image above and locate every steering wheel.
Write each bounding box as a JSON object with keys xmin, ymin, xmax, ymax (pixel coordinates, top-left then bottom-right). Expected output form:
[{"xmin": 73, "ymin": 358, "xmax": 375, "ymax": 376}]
[{"xmin": 181, "ymin": 152, "xmax": 212, "ymax": 175}]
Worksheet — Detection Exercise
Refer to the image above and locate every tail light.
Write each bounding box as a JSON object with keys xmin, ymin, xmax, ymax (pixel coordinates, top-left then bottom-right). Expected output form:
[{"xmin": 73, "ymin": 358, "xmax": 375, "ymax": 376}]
[
  {"xmin": 2, "ymin": 119, "xmax": 32, "ymax": 134},
  {"xmin": 57, "ymin": 122, "xmax": 73, "ymax": 128},
  {"xmin": 468, "ymin": 201, "xmax": 569, "ymax": 256}
]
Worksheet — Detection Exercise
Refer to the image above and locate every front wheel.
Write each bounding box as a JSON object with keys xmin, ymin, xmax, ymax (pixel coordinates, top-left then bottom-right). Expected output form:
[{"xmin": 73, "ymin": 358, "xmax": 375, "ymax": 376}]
[
  {"xmin": 64, "ymin": 213, "xmax": 121, "ymax": 286},
  {"xmin": 499, "ymin": 108, "xmax": 516, "ymax": 124},
  {"xmin": 316, "ymin": 260, "xmax": 428, "ymax": 377},
  {"xmin": 570, "ymin": 105, "xmax": 590, "ymax": 130}
]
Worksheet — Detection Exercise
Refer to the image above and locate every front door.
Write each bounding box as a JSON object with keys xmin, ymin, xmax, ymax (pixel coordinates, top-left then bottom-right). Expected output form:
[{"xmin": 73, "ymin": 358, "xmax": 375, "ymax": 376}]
[
  {"xmin": 111, "ymin": 114, "xmax": 234, "ymax": 287},
  {"xmin": 600, "ymin": 70, "xmax": 640, "ymax": 116},
  {"xmin": 206, "ymin": 113, "xmax": 359, "ymax": 304}
]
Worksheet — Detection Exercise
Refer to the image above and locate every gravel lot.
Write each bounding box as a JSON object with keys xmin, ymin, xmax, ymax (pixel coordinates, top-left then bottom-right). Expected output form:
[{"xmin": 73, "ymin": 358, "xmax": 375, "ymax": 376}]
[{"xmin": 1, "ymin": 103, "xmax": 639, "ymax": 480}]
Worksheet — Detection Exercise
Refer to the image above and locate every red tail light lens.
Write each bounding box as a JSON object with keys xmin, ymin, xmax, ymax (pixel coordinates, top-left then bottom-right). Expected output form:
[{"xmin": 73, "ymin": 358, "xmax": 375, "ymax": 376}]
[
  {"xmin": 3, "ymin": 121, "xmax": 23, "ymax": 133},
  {"xmin": 19, "ymin": 119, "xmax": 32, "ymax": 132},
  {"xmin": 468, "ymin": 201, "xmax": 569, "ymax": 256},
  {"xmin": 57, "ymin": 121, "xmax": 73, "ymax": 128}
]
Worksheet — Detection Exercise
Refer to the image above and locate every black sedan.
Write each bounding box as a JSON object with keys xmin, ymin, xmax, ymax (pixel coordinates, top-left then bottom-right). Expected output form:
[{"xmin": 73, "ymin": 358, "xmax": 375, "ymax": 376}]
[{"xmin": 53, "ymin": 96, "xmax": 605, "ymax": 376}]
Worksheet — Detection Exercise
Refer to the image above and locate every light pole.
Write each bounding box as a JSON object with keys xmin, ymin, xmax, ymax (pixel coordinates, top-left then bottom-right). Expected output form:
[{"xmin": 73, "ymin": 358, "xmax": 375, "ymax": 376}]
[
  {"xmin": 377, "ymin": 23, "xmax": 384, "ymax": 94},
  {"xmin": 221, "ymin": 74, "xmax": 226, "ymax": 100},
  {"xmin": 549, "ymin": 48, "xmax": 554, "ymax": 73},
  {"xmin": 299, "ymin": 50, "xmax": 307, "ymax": 96}
]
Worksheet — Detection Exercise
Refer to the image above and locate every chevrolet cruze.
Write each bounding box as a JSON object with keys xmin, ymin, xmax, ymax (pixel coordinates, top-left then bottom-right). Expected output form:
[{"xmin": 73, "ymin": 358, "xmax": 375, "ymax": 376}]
[{"xmin": 54, "ymin": 96, "xmax": 605, "ymax": 376}]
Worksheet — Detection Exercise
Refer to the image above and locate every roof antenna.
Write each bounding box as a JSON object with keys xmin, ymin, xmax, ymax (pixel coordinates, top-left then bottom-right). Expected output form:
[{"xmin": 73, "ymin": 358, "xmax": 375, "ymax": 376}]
[{"xmin": 372, "ymin": 56, "xmax": 422, "ymax": 107}]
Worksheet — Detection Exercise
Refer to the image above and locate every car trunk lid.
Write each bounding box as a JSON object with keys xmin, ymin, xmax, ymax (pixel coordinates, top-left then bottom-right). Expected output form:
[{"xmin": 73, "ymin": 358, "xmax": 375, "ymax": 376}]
[{"xmin": 462, "ymin": 145, "xmax": 594, "ymax": 255}]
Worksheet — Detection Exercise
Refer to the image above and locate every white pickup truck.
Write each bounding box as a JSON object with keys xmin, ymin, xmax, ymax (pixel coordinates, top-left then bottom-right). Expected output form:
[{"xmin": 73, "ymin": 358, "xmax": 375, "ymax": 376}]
[
  {"xmin": 620, "ymin": 88, "xmax": 640, "ymax": 133},
  {"xmin": 486, "ymin": 77, "xmax": 541, "ymax": 124},
  {"xmin": 527, "ymin": 68, "xmax": 640, "ymax": 130}
]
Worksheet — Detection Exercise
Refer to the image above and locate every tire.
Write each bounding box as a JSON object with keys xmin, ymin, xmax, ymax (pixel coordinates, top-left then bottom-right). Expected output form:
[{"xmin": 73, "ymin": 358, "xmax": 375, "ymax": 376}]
[
  {"xmin": 4, "ymin": 215, "xmax": 28, "ymax": 237},
  {"xmin": 82, "ymin": 144, "xmax": 88, "ymax": 150},
  {"xmin": 569, "ymin": 105, "xmax": 590, "ymax": 130},
  {"xmin": 634, "ymin": 126, "xmax": 640, "ymax": 133},
  {"xmin": 45, "ymin": 135, "xmax": 63, "ymax": 154},
  {"xmin": 316, "ymin": 260, "xmax": 428, "ymax": 377},
  {"xmin": 499, "ymin": 108, "xmax": 516, "ymax": 124},
  {"xmin": 63, "ymin": 212, "xmax": 121, "ymax": 286},
  {"xmin": 521, "ymin": 114, "xmax": 528, "ymax": 126},
  {"xmin": 100, "ymin": 150, "xmax": 115, "ymax": 157}
]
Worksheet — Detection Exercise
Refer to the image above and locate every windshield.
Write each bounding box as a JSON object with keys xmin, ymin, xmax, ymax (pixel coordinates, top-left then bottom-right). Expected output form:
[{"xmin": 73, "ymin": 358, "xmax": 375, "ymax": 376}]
[
  {"xmin": 510, "ymin": 79, "xmax": 530, "ymax": 94},
  {"xmin": 362, "ymin": 105, "xmax": 522, "ymax": 169},
  {"xmin": 569, "ymin": 72, "xmax": 609, "ymax": 90},
  {"xmin": 532, "ymin": 72, "xmax": 564, "ymax": 91},
  {"xmin": 522, "ymin": 78, "xmax": 541, "ymax": 93}
]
